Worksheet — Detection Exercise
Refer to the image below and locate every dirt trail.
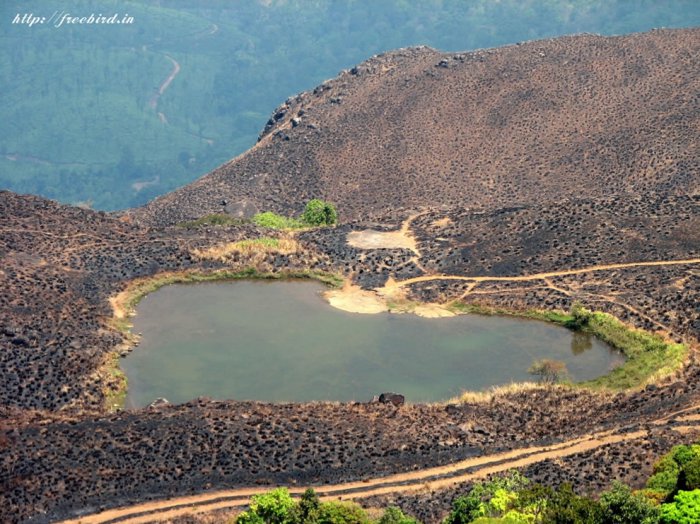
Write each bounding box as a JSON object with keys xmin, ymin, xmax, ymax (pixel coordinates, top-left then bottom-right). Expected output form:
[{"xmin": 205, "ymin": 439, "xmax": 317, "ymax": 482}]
[
  {"xmin": 58, "ymin": 406, "xmax": 700, "ymax": 524},
  {"xmin": 385, "ymin": 258, "xmax": 700, "ymax": 289},
  {"xmin": 148, "ymin": 55, "xmax": 181, "ymax": 111}
]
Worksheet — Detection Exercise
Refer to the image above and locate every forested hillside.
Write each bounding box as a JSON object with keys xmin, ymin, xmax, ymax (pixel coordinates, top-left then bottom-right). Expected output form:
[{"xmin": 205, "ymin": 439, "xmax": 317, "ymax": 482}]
[{"xmin": 2, "ymin": 0, "xmax": 699, "ymax": 209}]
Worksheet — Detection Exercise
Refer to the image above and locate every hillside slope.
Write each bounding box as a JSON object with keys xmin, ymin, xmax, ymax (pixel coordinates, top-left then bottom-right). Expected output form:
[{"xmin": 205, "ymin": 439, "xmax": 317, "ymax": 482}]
[{"xmin": 131, "ymin": 28, "xmax": 699, "ymax": 226}]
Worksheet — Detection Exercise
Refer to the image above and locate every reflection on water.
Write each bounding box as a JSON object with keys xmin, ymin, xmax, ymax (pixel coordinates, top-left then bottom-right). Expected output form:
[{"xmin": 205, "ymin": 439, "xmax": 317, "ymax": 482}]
[
  {"xmin": 122, "ymin": 280, "xmax": 625, "ymax": 407},
  {"xmin": 571, "ymin": 330, "xmax": 594, "ymax": 355}
]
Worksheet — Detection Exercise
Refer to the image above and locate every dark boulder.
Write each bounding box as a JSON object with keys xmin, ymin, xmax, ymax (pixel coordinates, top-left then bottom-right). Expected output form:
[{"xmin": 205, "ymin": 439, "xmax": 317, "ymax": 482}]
[{"xmin": 378, "ymin": 392, "xmax": 405, "ymax": 407}]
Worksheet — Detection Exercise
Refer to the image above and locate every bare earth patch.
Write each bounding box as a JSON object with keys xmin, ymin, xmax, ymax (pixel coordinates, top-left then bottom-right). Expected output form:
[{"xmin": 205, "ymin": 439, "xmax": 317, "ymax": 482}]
[
  {"xmin": 431, "ymin": 216, "xmax": 453, "ymax": 228},
  {"xmin": 347, "ymin": 229, "xmax": 417, "ymax": 253},
  {"xmin": 325, "ymin": 278, "xmax": 453, "ymax": 317},
  {"xmin": 324, "ymin": 284, "xmax": 388, "ymax": 314},
  {"xmin": 413, "ymin": 304, "xmax": 455, "ymax": 318}
]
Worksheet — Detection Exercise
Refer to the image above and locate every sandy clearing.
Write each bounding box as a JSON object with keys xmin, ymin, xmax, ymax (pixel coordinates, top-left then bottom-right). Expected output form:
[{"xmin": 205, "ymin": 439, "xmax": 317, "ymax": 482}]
[
  {"xmin": 347, "ymin": 229, "xmax": 417, "ymax": 251},
  {"xmin": 347, "ymin": 212, "xmax": 422, "ymax": 255},
  {"xmin": 413, "ymin": 304, "xmax": 455, "ymax": 317},
  {"xmin": 324, "ymin": 283, "xmax": 388, "ymax": 313}
]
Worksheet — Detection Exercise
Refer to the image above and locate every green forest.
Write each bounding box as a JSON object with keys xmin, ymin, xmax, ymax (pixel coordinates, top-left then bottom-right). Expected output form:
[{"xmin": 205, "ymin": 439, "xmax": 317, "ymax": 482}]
[{"xmin": 1, "ymin": 0, "xmax": 699, "ymax": 210}]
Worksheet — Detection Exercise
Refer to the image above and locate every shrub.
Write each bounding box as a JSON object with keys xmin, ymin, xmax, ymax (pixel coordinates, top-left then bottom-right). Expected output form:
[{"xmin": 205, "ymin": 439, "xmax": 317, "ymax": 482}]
[
  {"xmin": 646, "ymin": 469, "xmax": 681, "ymax": 500},
  {"xmin": 317, "ymin": 500, "xmax": 371, "ymax": 524},
  {"xmin": 444, "ymin": 472, "xmax": 531, "ymax": 523},
  {"xmin": 528, "ymin": 359, "xmax": 569, "ymax": 384},
  {"xmin": 302, "ymin": 199, "xmax": 338, "ymax": 226},
  {"xmin": 647, "ymin": 455, "xmax": 681, "ymax": 500},
  {"xmin": 236, "ymin": 488, "xmax": 296, "ymax": 524},
  {"xmin": 444, "ymin": 492, "xmax": 484, "ymax": 524},
  {"xmin": 252, "ymin": 211, "xmax": 303, "ymax": 229},
  {"xmin": 293, "ymin": 488, "xmax": 321, "ymax": 524},
  {"xmin": 378, "ymin": 506, "xmax": 420, "ymax": 524},
  {"xmin": 672, "ymin": 445, "xmax": 699, "ymax": 468},
  {"xmin": 599, "ymin": 482, "xmax": 660, "ymax": 524},
  {"xmin": 566, "ymin": 302, "xmax": 593, "ymax": 330},
  {"xmin": 660, "ymin": 489, "xmax": 700, "ymax": 524},
  {"xmin": 640, "ymin": 488, "xmax": 670, "ymax": 506},
  {"xmin": 543, "ymin": 483, "xmax": 603, "ymax": 524},
  {"xmin": 654, "ymin": 454, "xmax": 682, "ymax": 475},
  {"xmin": 682, "ymin": 455, "xmax": 700, "ymax": 491}
]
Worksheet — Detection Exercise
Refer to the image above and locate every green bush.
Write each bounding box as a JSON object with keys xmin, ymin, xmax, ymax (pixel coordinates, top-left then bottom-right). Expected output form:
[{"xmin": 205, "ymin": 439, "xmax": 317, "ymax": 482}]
[
  {"xmin": 672, "ymin": 445, "xmax": 700, "ymax": 468},
  {"xmin": 378, "ymin": 507, "xmax": 420, "ymax": 524},
  {"xmin": 682, "ymin": 455, "xmax": 700, "ymax": 491},
  {"xmin": 566, "ymin": 302, "xmax": 593, "ymax": 330},
  {"xmin": 444, "ymin": 472, "xmax": 533, "ymax": 524},
  {"xmin": 252, "ymin": 211, "xmax": 303, "ymax": 229},
  {"xmin": 599, "ymin": 482, "xmax": 660, "ymax": 524},
  {"xmin": 252, "ymin": 199, "xmax": 338, "ymax": 229},
  {"xmin": 660, "ymin": 490, "xmax": 700, "ymax": 524},
  {"xmin": 654, "ymin": 454, "xmax": 682, "ymax": 475},
  {"xmin": 444, "ymin": 492, "xmax": 484, "ymax": 524},
  {"xmin": 292, "ymin": 488, "xmax": 321, "ymax": 524},
  {"xmin": 236, "ymin": 488, "xmax": 297, "ymax": 524},
  {"xmin": 301, "ymin": 199, "xmax": 338, "ymax": 226},
  {"xmin": 317, "ymin": 500, "xmax": 371, "ymax": 524},
  {"xmin": 543, "ymin": 483, "xmax": 603, "ymax": 524},
  {"xmin": 647, "ymin": 469, "xmax": 681, "ymax": 500}
]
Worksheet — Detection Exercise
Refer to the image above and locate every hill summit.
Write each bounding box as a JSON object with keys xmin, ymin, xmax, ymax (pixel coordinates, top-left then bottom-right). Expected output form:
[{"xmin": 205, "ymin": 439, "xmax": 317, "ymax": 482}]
[{"xmin": 131, "ymin": 28, "xmax": 699, "ymax": 226}]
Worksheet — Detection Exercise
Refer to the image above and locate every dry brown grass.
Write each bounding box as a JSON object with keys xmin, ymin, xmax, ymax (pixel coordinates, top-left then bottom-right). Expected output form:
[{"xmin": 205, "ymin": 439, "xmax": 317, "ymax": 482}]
[
  {"xmin": 192, "ymin": 236, "xmax": 298, "ymax": 262},
  {"xmin": 450, "ymin": 382, "xmax": 556, "ymax": 404}
]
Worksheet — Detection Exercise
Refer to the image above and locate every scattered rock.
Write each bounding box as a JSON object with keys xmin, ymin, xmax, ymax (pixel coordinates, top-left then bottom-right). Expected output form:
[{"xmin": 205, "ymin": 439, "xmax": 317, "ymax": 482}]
[
  {"xmin": 379, "ymin": 392, "xmax": 405, "ymax": 407},
  {"xmin": 148, "ymin": 398, "xmax": 170, "ymax": 409}
]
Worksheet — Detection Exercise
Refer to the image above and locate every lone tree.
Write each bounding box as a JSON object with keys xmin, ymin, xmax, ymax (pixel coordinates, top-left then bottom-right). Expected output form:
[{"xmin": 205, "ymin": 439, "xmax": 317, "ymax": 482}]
[
  {"xmin": 528, "ymin": 359, "xmax": 569, "ymax": 384},
  {"xmin": 302, "ymin": 199, "xmax": 338, "ymax": 226}
]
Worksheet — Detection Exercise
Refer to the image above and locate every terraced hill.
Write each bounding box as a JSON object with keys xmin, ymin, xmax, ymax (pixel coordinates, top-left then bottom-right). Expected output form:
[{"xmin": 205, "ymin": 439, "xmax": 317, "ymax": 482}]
[{"xmin": 131, "ymin": 28, "xmax": 699, "ymax": 227}]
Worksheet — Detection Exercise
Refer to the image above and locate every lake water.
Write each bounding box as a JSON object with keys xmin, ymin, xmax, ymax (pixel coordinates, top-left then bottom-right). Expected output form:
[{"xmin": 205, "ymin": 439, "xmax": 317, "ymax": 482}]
[{"xmin": 122, "ymin": 280, "xmax": 624, "ymax": 407}]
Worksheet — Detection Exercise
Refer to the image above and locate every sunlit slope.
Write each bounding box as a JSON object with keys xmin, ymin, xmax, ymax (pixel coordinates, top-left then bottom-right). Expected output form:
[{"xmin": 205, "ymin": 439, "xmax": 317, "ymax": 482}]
[{"xmin": 132, "ymin": 29, "xmax": 700, "ymax": 226}]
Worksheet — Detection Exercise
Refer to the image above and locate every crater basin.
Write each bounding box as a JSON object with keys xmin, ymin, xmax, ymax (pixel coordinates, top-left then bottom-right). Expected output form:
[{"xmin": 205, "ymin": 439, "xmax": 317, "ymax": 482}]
[{"xmin": 121, "ymin": 280, "xmax": 624, "ymax": 407}]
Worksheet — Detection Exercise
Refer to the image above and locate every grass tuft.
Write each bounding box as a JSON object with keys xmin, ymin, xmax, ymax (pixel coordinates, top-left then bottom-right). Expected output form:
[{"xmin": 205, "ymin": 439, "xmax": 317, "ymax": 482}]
[
  {"xmin": 191, "ymin": 236, "xmax": 298, "ymax": 261},
  {"xmin": 450, "ymin": 381, "xmax": 546, "ymax": 404},
  {"xmin": 252, "ymin": 211, "xmax": 306, "ymax": 230}
]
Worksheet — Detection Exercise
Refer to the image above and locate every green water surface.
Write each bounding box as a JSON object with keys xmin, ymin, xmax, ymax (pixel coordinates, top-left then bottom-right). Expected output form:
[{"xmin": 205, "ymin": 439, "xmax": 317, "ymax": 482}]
[{"xmin": 122, "ymin": 280, "xmax": 623, "ymax": 407}]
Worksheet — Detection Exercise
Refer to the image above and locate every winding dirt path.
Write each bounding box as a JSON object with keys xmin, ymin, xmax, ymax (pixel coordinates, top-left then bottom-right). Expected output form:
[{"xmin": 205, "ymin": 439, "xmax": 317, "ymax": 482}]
[
  {"xmin": 148, "ymin": 55, "xmax": 181, "ymax": 112},
  {"xmin": 386, "ymin": 258, "xmax": 700, "ymax": 289},
  {"xmin": 59, "ymin": 403, "xmax": 700, "ymax": 524}
]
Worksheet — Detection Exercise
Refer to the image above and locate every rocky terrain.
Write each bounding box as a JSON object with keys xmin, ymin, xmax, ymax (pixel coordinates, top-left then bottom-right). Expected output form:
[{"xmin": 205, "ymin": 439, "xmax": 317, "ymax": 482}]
[{"xmin": 1, "ymin": 28, "xmax": 699, "ymax": 523}]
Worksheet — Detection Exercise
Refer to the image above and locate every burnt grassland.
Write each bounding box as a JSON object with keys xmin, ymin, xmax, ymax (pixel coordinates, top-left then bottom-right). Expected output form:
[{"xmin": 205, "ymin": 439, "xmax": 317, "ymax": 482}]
[
  {"xmin": 130, "ymin": 29, "xmax": 699, "ymax": 228},
  {"xmin": 2, "ymin": 187, "xmax": 699, "ymax": 523},
  {"xmin": 1, "ymin": 28, "xmax": 700, "ymax": 524}
]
